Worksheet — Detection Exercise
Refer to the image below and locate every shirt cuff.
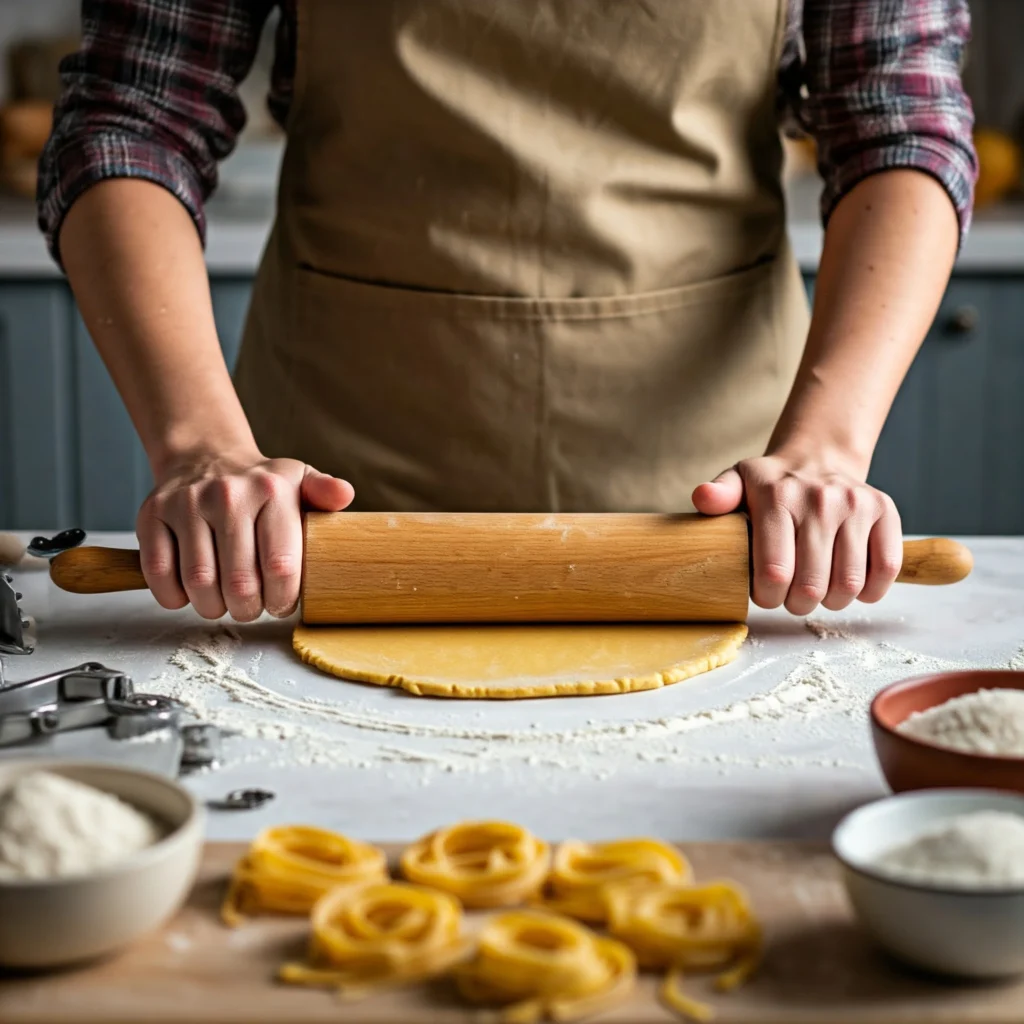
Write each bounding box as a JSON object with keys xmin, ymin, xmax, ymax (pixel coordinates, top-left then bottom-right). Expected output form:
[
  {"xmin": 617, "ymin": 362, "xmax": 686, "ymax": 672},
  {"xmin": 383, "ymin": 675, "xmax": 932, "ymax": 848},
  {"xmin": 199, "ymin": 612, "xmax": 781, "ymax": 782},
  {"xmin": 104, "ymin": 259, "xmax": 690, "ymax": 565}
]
[
  {"xmin": 820, "ymin": 136, "xmax": 978, "ymax": 247},
  {"xmin": 37, "ymin": 135, "xmax": 208, "ymax": 268}
]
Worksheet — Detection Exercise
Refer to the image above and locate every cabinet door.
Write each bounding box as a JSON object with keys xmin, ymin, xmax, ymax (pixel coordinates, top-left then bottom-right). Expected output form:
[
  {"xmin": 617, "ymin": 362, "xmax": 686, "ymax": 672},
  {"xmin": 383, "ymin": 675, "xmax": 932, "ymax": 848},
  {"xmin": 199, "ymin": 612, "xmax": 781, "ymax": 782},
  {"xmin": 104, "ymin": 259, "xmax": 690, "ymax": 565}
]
[
  {"xmin": 0, "ymin": 283, "xmax": 77, "ymax": 529},
  {"xmin": 869, "ymin": 277, "xmax": 1024, "ymax": 535},
  {"xmin": 211, "ymin": 279, "xmax": 253, "ymax": 372},
  {"xmin": 72, "ymin": 308, "xmax": 153, "ymax": 531}
]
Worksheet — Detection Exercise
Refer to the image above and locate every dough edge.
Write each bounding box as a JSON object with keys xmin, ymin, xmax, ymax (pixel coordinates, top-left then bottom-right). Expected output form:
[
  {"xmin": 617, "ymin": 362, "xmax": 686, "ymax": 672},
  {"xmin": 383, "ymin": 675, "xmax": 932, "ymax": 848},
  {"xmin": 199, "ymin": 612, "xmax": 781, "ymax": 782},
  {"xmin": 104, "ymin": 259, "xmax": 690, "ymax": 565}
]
[{"xmin": 292, "ymin": 624, "xmax": 749, "ymax": 700}]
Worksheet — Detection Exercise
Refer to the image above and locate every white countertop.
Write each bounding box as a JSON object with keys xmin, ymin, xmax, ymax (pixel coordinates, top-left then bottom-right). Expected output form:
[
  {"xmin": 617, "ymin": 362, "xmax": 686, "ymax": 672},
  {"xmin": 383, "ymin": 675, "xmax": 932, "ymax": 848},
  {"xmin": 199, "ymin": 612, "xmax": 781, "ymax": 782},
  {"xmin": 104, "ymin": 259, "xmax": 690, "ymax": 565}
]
[
  {"xmin": 0, "ymin": 185, "xmax": 1022, "ymax": 277},
  {"xmin": 2, "ymin": 534, "xmax": 1021, "ymax": 844}
]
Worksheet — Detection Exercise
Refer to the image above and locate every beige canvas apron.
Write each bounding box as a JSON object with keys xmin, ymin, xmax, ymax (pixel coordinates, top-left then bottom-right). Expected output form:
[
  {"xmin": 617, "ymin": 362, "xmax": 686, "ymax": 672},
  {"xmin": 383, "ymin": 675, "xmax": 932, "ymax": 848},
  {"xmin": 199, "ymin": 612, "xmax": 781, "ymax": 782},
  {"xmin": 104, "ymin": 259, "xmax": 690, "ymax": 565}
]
[{"xmin": 235, "ymin": 0, "xmax": 809, "ymax": 512}]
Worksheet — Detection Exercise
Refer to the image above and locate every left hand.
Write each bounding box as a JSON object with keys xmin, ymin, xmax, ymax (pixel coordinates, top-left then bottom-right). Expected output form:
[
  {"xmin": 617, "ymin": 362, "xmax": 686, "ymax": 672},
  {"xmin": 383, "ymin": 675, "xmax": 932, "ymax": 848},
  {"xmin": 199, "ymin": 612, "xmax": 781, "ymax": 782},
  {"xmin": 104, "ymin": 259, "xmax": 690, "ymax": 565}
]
[{"xmin": 692, "ymin": 450, "xmax": 903, "ymax": 615}]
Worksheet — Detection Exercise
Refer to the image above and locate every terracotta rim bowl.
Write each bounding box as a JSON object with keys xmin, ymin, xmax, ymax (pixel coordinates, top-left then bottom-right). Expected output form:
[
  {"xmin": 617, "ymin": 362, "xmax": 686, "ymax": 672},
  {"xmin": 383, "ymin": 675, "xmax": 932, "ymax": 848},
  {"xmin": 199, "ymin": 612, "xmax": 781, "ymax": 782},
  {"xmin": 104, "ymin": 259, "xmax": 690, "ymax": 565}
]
[{"xmin": 871, "ymin": 670, "xmax": 1024, "ymax": 794}]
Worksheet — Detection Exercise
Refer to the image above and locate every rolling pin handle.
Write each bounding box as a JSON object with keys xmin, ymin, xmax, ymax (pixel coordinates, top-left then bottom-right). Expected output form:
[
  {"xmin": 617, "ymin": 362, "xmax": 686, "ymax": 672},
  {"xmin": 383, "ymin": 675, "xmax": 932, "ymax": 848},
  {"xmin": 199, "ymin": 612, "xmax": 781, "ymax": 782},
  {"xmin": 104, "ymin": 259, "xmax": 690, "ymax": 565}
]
[
  {"xmin": 896, "ymin": 538, "xmax": 973, "ymax": 586},
  {"xmin": 49, "ymin": 547, "xmax": 149, "ymax": 595}
]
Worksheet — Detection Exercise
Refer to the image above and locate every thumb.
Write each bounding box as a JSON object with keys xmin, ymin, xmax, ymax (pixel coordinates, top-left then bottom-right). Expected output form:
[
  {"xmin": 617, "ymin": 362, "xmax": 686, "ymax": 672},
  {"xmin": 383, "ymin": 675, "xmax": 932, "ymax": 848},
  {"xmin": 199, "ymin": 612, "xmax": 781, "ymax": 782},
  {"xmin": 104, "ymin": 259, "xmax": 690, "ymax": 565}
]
[
  {"xmin": 692, "ymin": 468, "xmax": 744, "ymax": 516},
  {"xmin": 301, "ymin": 467, "xmax": 355, "ymax": 512}
]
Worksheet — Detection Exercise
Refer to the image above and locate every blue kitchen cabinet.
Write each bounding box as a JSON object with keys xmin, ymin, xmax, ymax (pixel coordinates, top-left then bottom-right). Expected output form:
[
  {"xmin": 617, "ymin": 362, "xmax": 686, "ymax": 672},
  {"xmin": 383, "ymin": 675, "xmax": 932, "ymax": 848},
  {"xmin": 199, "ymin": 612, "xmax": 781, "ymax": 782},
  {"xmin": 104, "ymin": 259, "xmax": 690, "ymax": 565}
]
[
  {"xmin": 0, "ymin": 283, "xmax": 78, "ymax": 529},
  {"xmin": 869, "ymin": 277, "xmax": 1024, "ymax": 535}
]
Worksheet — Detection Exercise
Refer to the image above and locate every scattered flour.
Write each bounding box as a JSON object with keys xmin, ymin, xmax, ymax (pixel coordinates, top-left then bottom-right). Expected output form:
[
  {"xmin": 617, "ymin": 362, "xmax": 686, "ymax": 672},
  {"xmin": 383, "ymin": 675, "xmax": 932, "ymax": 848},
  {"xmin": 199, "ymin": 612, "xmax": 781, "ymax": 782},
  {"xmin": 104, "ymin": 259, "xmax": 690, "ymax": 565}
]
[
  {"xmin": 876, "ymin": 811, "xmax": 1024, "ymax": 888},
  {"xmin": 0, "ymin": 771, "xmax": 162, "ymax": 880},
  {"xmin": 898, "ymin": 689, "xmax": 1024, "ymax": 756},
  {"xmin": 138, "ymin": 615, "xmax": 1016, "ymax": 781}
]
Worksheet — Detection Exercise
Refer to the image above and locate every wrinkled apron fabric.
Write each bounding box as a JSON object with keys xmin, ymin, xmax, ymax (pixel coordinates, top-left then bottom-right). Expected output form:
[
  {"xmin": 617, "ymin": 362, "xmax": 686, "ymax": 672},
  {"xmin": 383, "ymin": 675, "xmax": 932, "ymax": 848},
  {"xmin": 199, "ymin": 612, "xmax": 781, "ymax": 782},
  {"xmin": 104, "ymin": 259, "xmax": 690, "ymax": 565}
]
[{"xmin": 235, "ymin": 0, "xmax": 810, "ymax": 512}]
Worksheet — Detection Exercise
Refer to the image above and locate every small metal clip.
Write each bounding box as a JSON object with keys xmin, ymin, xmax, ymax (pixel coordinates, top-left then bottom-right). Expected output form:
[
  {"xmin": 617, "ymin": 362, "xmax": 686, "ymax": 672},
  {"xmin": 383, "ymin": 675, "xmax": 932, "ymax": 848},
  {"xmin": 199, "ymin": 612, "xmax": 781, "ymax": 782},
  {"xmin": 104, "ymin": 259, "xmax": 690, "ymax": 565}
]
[
  {"xmin": 208, "ymin": 788, "xmax": 276, "ymax": 812},
  {"xmin": 179, "ymin": 723, "xmax": 224, "ymax": 770},
  {"xmin": 26, "ymin": 528, "xmax": 86, "ymax": 559}
]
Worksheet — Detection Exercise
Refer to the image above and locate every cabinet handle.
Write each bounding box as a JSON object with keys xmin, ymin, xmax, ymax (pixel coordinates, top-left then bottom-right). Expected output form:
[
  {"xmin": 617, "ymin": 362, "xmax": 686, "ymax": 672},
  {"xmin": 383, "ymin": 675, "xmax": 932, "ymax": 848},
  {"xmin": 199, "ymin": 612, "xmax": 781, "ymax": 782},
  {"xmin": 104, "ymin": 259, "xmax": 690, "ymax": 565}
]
[{"xmin": 943, "ymin": 305, "xmax": 979, "ymax": 336}]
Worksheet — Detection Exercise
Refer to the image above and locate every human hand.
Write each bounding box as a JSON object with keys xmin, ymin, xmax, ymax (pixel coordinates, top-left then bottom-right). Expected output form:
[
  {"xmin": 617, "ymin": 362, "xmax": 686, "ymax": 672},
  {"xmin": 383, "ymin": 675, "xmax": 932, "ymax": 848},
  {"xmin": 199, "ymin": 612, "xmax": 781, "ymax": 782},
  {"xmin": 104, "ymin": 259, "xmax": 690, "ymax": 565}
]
[
  {"xmin": 137, "ymin": 448, "xmax": 354, "ymax": 621},
  {"xmin": 692, "ymin": 450, "xmax": 902, "ymax": 614}
]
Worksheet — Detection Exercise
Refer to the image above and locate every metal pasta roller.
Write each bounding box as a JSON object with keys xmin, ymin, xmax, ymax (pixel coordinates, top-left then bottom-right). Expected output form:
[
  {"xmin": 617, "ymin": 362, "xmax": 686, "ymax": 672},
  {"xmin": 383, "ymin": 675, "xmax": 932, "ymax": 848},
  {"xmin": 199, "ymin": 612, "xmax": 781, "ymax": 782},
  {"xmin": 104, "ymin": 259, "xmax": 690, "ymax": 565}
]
[{"xmin": 1, "ymin": 533, "xmax": 226, "ymax": 776}]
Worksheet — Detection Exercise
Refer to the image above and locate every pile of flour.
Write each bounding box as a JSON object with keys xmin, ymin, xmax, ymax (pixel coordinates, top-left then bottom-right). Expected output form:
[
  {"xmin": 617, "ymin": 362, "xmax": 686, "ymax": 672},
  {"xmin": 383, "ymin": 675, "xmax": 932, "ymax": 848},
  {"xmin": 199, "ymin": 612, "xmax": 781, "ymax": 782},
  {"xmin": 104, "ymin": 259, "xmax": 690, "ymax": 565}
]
[
  {"xmin": 898, "ymin": 689, "xmax": 1024, "ymax": 756},
  {"xmin": 0, "ymin": 771, "xmax": 162, "ymax": 880},
  {"xmin": 877, "ymin": 811, "xmax": 1024, "ymax": 887}
]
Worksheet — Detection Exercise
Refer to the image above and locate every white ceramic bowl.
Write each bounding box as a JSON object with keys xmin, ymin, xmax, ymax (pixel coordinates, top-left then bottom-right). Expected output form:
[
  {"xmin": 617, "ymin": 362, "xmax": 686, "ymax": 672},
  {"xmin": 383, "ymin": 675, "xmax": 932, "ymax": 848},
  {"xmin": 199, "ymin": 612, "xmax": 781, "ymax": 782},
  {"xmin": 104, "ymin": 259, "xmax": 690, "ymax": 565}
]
[
  {"xmin": 0, "ymin": 760, "xmax": 204, "ymax": 969},
  {"xmin": 833, "ymin": 789, "xmax": 1024, "ymax": 978}
]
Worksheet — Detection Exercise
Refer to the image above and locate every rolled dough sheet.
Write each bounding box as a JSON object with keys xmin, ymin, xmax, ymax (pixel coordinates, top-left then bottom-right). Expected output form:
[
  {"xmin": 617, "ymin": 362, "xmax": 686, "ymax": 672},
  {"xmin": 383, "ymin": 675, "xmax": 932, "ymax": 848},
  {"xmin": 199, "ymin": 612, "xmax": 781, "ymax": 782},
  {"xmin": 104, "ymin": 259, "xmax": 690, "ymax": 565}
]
[{"xmin": 292, "ymin": 623, "xmax": 748, "ymax": 699}]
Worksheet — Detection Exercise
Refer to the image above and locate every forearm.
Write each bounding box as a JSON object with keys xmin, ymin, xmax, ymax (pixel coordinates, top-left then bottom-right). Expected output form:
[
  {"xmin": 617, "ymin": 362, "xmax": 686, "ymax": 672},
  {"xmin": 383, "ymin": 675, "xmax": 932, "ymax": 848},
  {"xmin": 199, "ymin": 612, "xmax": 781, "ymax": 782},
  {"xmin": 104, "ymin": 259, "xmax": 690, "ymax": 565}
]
[
  {"xmin": 769, "ymin": 170, "xmax": 959, "ymax": 474},
  {"xmin": 60, "ymin": 179, "xmax": 257, "ymax": 478}
]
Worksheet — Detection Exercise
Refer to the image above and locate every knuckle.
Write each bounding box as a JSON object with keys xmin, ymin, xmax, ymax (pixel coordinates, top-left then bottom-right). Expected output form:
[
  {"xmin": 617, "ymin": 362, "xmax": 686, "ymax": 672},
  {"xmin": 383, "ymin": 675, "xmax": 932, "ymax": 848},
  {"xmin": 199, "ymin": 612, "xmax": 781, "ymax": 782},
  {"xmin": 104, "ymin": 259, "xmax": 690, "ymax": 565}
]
[
  {"xmin": 263, "ymin": 551, "xmax": 298, "ymax": 580},
  {"xmin": 793, "ymin": 577, "xmax": 828, "ymax": 602},
  {"xmin": 875, "ymin": 555, "xmax": 903, "ymax": 581},
  {"xmin": 769, "ymin": 478, "xmax": 800, "ymax": 508},
  {"xmin": 212, "ymin": 476, "xmax": 243, "ymax": 508},
  {"xmin": 141, "ymin": 554, "xmax": 175, "ymax": 579},
  {"xmin": 807, "ymin": 484, "xmax": 831, "ymax": 515},
  {"xmin": 759, "ymin": 562, "xmax": 792, "ymax": 587},
  {"xmin": 223, "ymin": 569, "xmax": 260, "ymax": 600},
  {"xmin": 255, "ymin": 471, "xmax": 286, "ymax": 502},
  {"xmin": 184, "ymin": 564, "xmax": 218, "ymax": 590},
  {"xmin": 836, "ymin": 572, "xmax": 865, "ymax": 595}
]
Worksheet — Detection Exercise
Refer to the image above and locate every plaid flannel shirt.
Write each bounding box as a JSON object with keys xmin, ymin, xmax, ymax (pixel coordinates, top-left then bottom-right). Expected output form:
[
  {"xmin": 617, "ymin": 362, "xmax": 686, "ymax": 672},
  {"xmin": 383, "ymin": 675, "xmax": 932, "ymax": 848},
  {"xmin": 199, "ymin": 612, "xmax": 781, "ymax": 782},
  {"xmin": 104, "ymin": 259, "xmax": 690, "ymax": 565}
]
[{"xmin": 38, "ymin": 0, "xmax": 978, "ymax": 262}]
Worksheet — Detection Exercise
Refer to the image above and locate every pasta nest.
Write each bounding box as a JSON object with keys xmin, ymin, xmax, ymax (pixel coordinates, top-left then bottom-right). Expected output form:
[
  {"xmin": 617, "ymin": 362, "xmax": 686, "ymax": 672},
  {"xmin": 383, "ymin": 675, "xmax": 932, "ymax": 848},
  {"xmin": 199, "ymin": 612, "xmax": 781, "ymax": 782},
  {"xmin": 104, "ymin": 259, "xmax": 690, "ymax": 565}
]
[
  {"xmin": 457, "ymin": 910, "xmax": 636, "ymax": 1023},
  {"xmin": 280, "ymin": 881, "xmax": 470, "ymax": 995},
  {"xmin": 221, "ymin": 825, "xmax": 387, "ymax": 926},
  {"xmin": 544, "ymin": 838, "xmax": 692, "ymax": 923},
  {"xmin": 401, "ymin": 820, "xmax": 551, "ymax": 908}
]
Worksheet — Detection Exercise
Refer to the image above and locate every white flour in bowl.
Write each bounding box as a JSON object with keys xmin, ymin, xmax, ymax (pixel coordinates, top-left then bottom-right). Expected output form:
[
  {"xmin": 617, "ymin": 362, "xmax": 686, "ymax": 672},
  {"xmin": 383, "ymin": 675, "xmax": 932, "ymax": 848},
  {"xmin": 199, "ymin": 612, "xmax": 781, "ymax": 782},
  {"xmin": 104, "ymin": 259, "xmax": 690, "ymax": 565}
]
[
  {"xmin": 0, "ymin": 771, "xmax": 162, "ymax": 880},
  {"xmin": 876, "ymin": 811, "xmax": 1024, "ymax": 887},
  {"xmin": 897, "ymin": 689, "xmax": 1024, "ymax": 757}
]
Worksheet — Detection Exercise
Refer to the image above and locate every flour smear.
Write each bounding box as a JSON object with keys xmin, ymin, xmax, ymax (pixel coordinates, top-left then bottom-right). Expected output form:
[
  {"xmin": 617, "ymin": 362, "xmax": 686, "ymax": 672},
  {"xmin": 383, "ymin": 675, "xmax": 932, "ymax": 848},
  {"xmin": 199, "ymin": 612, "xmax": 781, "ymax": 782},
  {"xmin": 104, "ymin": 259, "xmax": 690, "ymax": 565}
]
[{"xmin": 146, "ymin": 619, "xmax": 1023, "ymax": 781}]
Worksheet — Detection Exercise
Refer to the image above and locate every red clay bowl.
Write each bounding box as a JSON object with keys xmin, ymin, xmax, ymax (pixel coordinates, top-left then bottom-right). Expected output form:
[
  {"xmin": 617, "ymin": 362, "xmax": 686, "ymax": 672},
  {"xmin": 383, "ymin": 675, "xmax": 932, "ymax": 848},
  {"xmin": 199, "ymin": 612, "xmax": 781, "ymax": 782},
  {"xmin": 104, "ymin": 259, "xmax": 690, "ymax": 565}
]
[{"xmin": 871, "ymin": 671, "xmax": 1024, "ymax": 794}]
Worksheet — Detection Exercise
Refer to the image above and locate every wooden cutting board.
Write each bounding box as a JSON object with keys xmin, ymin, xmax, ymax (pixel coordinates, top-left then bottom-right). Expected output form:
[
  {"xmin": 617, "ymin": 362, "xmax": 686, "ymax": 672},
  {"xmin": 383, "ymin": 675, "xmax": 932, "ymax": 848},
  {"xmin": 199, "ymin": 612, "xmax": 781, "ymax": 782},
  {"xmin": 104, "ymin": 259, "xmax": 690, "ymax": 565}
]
[{"xmin": 2, "ymin": 841, "xmax": 1023, "ymax": 1024}]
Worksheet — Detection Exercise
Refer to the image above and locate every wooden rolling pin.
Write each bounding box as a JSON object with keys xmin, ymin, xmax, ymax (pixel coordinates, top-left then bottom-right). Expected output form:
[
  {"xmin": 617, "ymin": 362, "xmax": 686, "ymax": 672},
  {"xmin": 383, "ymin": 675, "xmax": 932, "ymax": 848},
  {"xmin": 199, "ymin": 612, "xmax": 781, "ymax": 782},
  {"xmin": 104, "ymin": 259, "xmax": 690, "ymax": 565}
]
[{"xmin": 48, "ymin": 512, "xmax": 973, "ymax": 624}]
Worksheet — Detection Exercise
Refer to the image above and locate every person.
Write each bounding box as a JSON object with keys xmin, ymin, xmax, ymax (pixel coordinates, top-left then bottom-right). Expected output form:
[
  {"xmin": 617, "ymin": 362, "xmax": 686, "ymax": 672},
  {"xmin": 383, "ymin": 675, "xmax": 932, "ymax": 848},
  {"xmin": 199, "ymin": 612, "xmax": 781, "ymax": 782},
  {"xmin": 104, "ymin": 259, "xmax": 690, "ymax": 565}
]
[{"xmin": 39, "ymin": 1, "xmax": 976, "ymax": 624}]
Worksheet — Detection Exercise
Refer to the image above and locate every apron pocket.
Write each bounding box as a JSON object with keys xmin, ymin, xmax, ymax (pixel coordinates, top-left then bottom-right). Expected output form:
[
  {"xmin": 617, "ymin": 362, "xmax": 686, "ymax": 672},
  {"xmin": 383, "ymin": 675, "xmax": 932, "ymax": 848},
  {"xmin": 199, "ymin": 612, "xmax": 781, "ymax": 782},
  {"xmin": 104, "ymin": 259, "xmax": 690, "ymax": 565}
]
[{"xmin": 278, "ymin": 256, "xmax": 794, "ymax": 511}]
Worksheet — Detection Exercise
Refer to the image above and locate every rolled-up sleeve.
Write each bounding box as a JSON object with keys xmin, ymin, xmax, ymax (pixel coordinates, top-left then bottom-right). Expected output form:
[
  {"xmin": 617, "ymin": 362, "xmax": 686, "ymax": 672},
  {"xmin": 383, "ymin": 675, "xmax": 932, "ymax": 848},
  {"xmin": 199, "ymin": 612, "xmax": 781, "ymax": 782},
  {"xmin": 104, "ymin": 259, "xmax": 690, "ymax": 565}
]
[
  {"xmin": 38, "ymin": 0, "xmax": 273, "ymax": 265},
  {"xmin": 795, "ymin": 0, "xmax": 978, "ymax": 241}
]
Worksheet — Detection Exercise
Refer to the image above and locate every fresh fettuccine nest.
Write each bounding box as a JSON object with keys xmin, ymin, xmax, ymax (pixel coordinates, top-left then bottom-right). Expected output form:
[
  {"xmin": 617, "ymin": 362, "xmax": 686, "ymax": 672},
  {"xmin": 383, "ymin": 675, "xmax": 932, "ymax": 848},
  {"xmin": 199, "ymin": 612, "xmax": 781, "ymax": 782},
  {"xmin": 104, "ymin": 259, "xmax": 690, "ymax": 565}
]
[
  {"xmin": 279, "ymin": 882, "xmax": 470, "ymax": 995},
  {"xmin": 221, "ymin": 825, "xmax": 387, "ymax": 926},
  {"xmin": 457, "ymin": 910, "xmax": 636, "ymax": 1023},
  {"xmin": 401, "ymin": 821, "xmax": 551, "ymax": 908},
  {"xmin": 543, "ymin": 838, "xmax": 693, "ymax": 923}
]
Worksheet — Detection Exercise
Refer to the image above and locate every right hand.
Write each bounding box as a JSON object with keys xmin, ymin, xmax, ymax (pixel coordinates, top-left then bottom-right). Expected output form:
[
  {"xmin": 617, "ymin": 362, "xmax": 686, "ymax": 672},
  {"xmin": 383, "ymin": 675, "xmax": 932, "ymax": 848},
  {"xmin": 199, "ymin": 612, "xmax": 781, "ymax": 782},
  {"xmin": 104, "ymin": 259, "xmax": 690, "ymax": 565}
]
[{"xmin": 137, "ymin": 448, "xmax": 354, "ymax": 621}]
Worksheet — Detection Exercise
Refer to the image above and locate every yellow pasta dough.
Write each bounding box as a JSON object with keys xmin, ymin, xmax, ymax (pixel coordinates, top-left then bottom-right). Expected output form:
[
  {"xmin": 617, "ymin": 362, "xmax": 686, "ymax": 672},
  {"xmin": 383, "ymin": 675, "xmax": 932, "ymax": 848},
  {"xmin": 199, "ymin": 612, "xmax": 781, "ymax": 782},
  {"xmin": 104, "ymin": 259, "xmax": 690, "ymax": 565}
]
[
  {"xmin": 544, "ymin": 838, "xmax": 692, "ymax": 923},
  {"xmin": 457, "ymin": 910, "xmax": 636, "ymax": 1023},
  {"xmin": 401, "ymin": 821, "xmax": 551, "ymax": 908},
  {"xmin": 293, "ymin": 622, "xmax": 748, "ymax": 699},
  {"xmin": 280, "ymin": 882, "xmax": 470, "ymax": 996},
  {"xmin": 221, "ymin": 825, "xmax": 387, "ymax": 926}
]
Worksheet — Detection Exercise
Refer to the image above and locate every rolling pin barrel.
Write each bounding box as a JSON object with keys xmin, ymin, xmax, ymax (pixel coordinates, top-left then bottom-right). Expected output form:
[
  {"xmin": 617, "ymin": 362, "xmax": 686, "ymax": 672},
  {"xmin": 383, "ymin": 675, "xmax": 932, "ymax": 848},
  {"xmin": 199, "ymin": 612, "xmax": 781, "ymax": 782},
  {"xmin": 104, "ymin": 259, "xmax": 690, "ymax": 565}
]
[
  {"xmin": 47, "ymin": 513, "xmax": 974, "ymax": 622},
  {"xmin": 301, "ymin": 513, "xmax": 752, "ymax": 624}
]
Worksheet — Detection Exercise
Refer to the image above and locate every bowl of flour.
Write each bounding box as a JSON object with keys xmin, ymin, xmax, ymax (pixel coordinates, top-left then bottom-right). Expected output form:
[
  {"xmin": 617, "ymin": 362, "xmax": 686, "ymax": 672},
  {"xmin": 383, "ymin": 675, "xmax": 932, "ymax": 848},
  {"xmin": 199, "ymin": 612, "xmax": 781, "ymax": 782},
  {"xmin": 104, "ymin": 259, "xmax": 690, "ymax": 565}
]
[
  {"xmin": 871, "ymin": 670, "xmax": 1024, "ymax": 794},
  {"xmin": 0, "ymin": 760, "xmax": 204, "ymax": 969},
  {"xmin": 834, "ymin": 789, "xmax": 1024, "ymax": 978}
]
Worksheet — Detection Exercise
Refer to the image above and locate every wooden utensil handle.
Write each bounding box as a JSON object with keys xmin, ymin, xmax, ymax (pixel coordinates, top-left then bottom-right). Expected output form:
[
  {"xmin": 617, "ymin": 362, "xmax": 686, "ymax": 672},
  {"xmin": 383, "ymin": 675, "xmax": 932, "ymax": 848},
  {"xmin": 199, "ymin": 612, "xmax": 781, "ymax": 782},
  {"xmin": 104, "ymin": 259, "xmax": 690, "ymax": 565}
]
[
  {"xmin": 895, "ymin": 537, "xmax": 973, "ymax": 585},
  {"xmin": 50, "ymin": 546, "xmax": 147, "ymax": 594}
]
